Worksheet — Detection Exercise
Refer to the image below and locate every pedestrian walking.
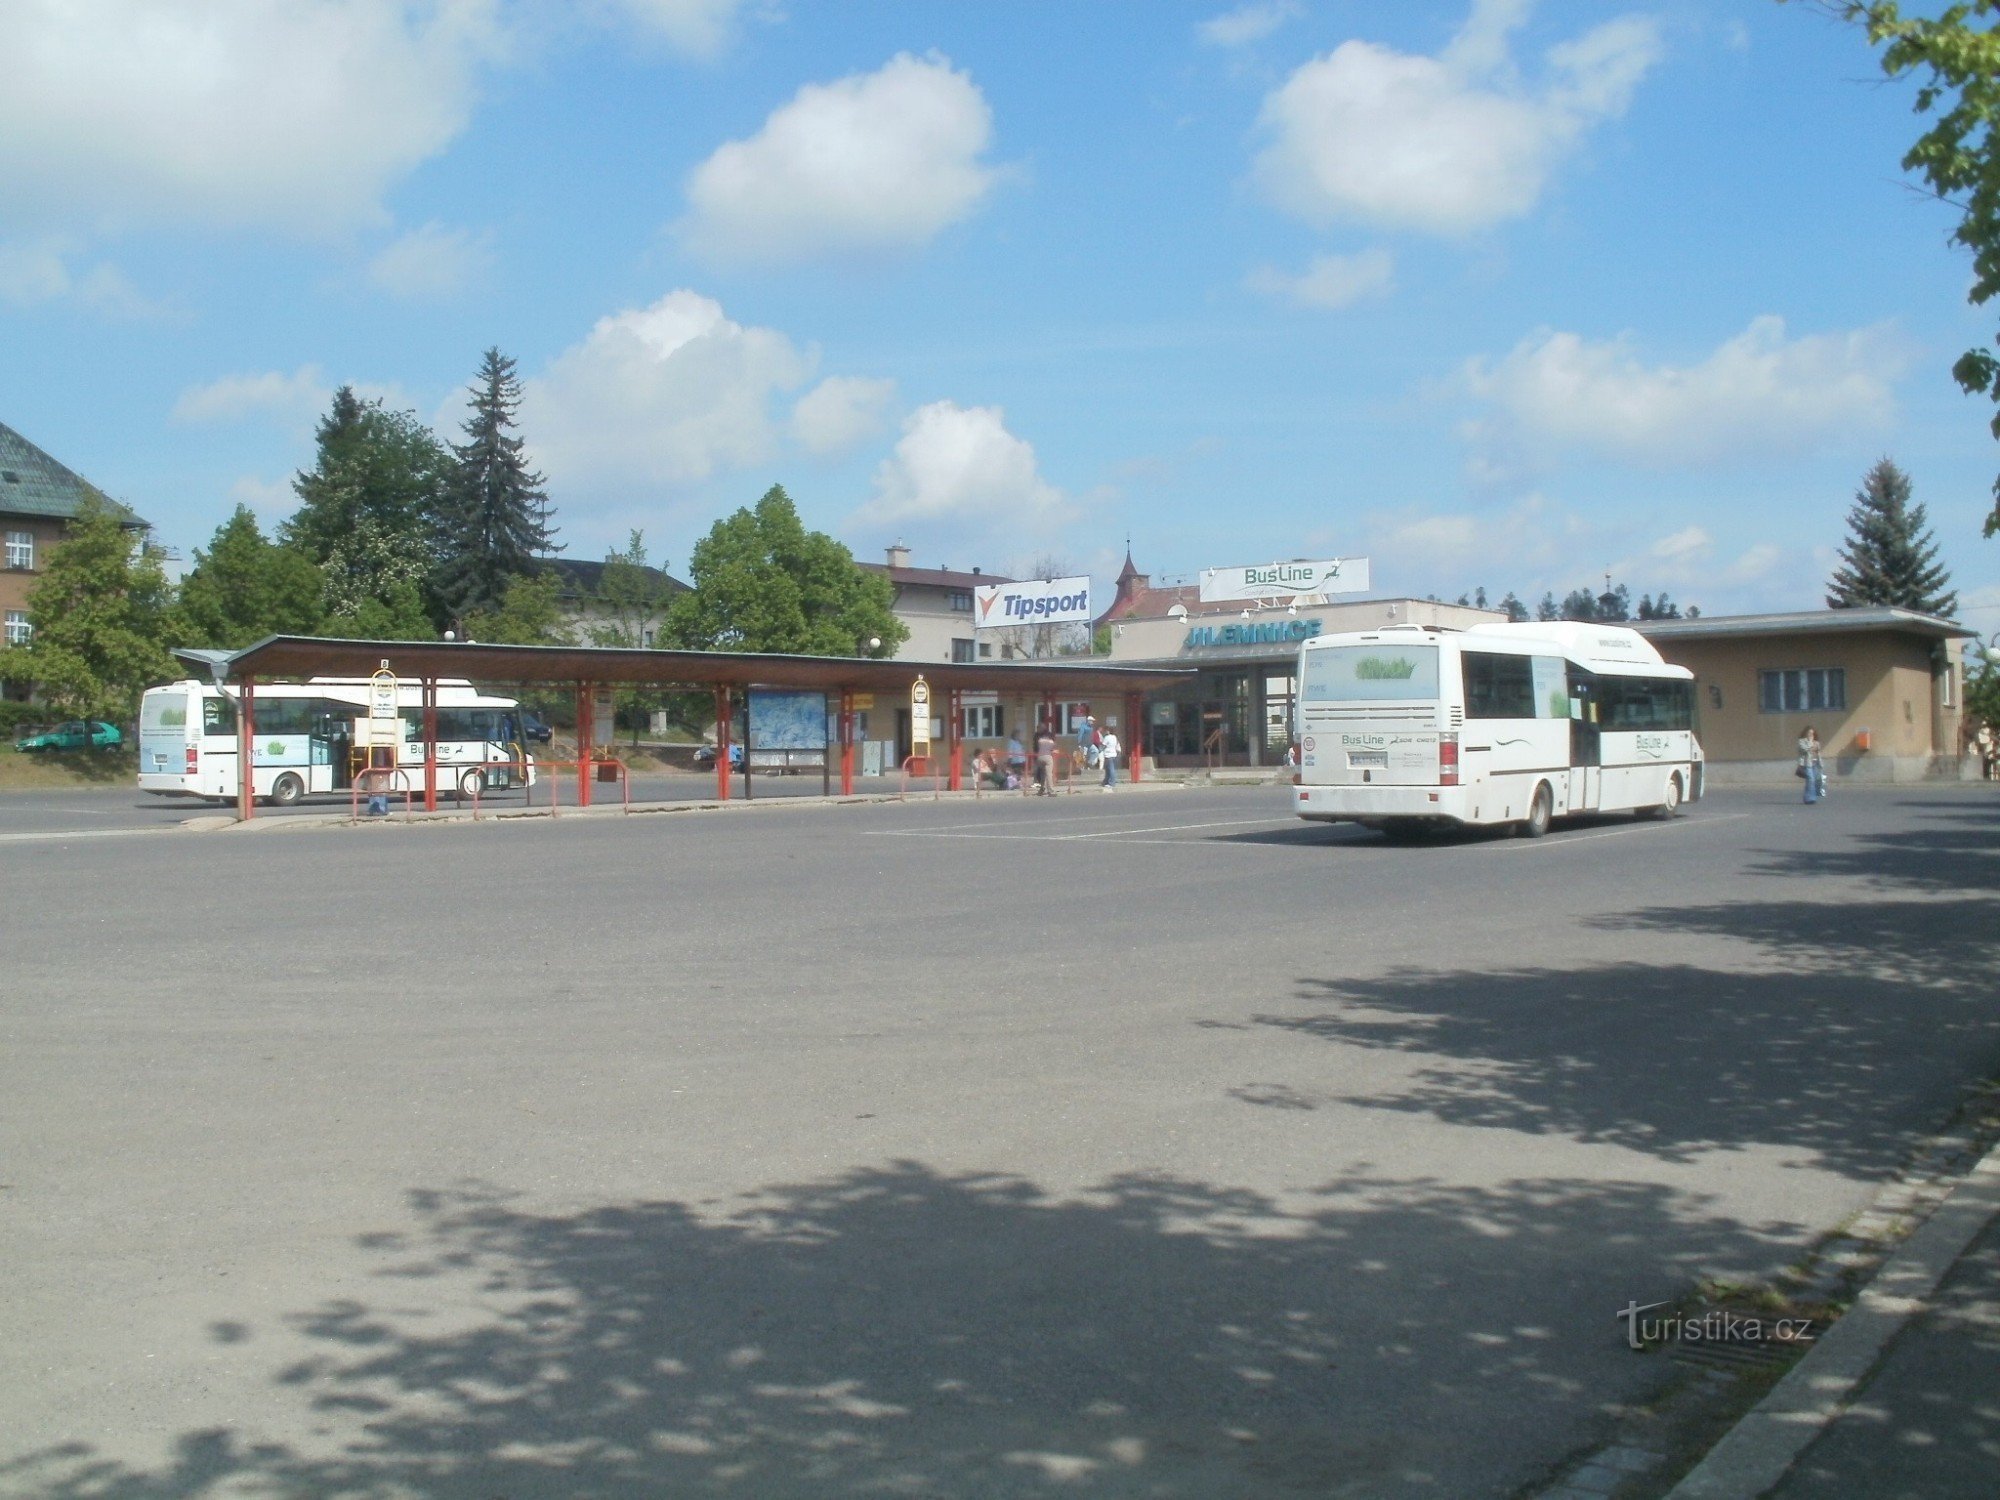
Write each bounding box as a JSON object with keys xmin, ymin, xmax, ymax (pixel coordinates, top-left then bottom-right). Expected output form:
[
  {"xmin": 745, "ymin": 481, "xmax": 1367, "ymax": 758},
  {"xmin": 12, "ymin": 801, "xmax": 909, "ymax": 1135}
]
[
  {"xmin": 1034, "ymin": 722, "xmax": 1057, "ymax": 796},
  {"xmin": 1798, "ymin": 726, "xmax": 1826, "ymax": 804},
  {"xmin": 1099, "ymin": 726, "xmax": 1121, "ymax": 789}
]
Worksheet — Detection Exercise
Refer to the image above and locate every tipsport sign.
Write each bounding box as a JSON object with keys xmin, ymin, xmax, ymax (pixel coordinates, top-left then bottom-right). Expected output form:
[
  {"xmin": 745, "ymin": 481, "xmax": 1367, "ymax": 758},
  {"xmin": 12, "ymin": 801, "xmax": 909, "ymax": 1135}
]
[{"xmin": 973, "ymin": 576, "xmax": 1093, "ymax": 628}]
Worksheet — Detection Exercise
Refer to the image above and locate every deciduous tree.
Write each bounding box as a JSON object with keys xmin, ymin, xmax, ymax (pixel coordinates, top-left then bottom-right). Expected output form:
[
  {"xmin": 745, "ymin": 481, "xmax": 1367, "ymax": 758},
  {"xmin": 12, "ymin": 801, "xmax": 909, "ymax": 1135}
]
[
  {"xmin": 666, "ymin": 486, "xmax": 905, "ymax": 656},
  {"xmin": 179, "ymin": 506, "xmax": 323, "ymax": 648},
  {"xmin": 0, "ymin": 493, "xmax": 177, "ymax": 720}
]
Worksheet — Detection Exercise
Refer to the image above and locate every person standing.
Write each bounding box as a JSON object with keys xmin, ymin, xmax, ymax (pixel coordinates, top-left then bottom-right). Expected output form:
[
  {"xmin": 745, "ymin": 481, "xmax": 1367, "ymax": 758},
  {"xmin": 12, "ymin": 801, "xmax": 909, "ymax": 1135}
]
[
  {"xmin": 1034, "ymin": 722, "xmax": 1057, "ymax": 796},
  {"xmin": 1798, "ymin": 726, "xmax": 1826, "ymax": 803},
  {"xmin": 1005, "ymin": 731, "xmax": 1027, "ymax": 788},
  {"xmin": 1099, "ymin": 726, "xmax": 1121, "ymax": 790}
]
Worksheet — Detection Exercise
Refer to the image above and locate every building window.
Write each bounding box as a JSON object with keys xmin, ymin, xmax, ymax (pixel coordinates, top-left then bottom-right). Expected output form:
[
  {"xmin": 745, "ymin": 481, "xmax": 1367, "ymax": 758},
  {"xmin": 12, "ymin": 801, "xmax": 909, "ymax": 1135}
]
[
  {"xmin": 947, "ymin": 590, "xmax": 973, "ymax": 612},
  {"xmin": 951, "ymin": 637, "xmax": 975, "ymax": 663},
  {"xmin": 1942, "ymin": 661, "xmax": 1956, "ymax": 708},
  {"xmin": 978, "ymin": 641, "xmax": 992, "ymax": 658},
  {"xmin": 4, "ymin": 531, "xmax": 31, "ymax": 570},
  {"xmin": 961, "ymin": 705, "xmax": 1005, "ymax": 737},
  {"xmin": 4, "ymin": 610, "xmax": 30, "ymax": 646},
  {"xmin": 1758, "ymin": 668, "xmax": 1845, "ymax": 713}
]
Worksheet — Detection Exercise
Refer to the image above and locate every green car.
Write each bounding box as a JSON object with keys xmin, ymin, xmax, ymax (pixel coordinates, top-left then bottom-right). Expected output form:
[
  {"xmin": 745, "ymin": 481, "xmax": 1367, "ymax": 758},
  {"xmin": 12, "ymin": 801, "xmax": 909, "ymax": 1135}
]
[{"xmin": 13, "ymin": 720, "xmax": 123, "ymax": 752}]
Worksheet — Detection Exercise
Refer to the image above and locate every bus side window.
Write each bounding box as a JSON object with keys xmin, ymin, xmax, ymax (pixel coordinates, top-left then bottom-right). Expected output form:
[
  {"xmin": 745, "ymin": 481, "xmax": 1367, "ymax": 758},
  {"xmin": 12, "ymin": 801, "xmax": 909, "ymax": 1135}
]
[{"xmin": 202, "ymin": 697, "xmax": 236, "ymax": 736}]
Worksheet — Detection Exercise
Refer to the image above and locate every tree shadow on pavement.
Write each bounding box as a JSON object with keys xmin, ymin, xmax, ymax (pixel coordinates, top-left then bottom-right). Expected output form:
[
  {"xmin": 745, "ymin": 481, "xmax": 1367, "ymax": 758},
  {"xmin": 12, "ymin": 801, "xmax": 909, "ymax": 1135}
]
[{"xmin": 2, "ymin": 1165, "xmax": 1793, "ymax": 1500}]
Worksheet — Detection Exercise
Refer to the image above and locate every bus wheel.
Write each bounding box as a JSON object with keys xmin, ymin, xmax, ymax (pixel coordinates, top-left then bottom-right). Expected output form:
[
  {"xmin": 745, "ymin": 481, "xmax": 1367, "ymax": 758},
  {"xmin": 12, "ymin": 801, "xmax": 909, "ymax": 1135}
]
[
  {"xmin": 269, "ymin": 772, "xmax": 304, "ymax": 807},
  {"xmin": 459, "ymin": 770, "xmax": 485, "ymax": 800},
  {"xmin": 1523, "ymin": 784, "xmax": 1553, "ymax": 838},
  {"xmin": 1643, "ymin": 774, "xmax": 1682, "ymax": 820}
]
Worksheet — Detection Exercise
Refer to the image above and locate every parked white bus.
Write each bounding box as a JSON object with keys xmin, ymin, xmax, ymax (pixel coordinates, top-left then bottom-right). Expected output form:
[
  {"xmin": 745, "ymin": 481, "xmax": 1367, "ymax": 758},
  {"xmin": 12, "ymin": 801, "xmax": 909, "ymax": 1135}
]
[
  {"xmin": 1293, "ymin": 622, "xmax": 1703, "ymax": 837},
  {"xmin": 138, "ymin": 679, "xmax": 535, "ymax": 806}
]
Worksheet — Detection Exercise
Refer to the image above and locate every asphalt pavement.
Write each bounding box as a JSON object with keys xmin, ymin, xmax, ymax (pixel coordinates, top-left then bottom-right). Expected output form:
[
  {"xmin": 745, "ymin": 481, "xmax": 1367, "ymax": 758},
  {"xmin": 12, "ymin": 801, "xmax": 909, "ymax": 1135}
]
[{"xmin": 2, "ymin": 782, "xmax": 1997, "ymax": 1498}]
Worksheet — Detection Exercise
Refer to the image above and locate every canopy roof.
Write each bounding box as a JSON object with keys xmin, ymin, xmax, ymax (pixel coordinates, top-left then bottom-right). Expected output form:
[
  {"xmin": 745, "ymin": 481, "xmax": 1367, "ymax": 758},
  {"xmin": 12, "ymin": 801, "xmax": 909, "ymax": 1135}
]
[{"xmin": 171, "ymin": 636, "xmax": 1194, "ymax": 695}]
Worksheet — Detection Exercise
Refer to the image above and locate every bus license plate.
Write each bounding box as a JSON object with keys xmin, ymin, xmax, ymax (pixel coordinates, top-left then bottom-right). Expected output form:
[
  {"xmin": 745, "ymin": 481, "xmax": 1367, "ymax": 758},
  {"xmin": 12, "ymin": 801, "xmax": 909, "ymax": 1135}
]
[{"xmin": 1347, "ymin": 750, "xmax": 1387, "ymax": 768}]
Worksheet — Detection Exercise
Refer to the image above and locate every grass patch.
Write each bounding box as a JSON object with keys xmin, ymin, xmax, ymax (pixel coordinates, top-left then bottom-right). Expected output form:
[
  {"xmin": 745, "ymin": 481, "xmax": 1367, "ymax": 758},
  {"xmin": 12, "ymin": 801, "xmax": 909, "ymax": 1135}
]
[{"xmin": 0, "ymin": 745, "xmax": 137, "ymax": 790}]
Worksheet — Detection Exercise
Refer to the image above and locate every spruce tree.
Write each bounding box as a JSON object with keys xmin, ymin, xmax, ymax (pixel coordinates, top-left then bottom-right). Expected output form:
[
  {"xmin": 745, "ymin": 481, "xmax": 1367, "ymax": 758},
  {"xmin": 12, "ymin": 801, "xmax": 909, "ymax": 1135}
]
[
  {"xmin": 433, "ymin": 348, "xmax": 557, "ymax": 623},
  {"xmin": 1826, "ymin": 458, "xmax": 1957, "ymax": 616}
]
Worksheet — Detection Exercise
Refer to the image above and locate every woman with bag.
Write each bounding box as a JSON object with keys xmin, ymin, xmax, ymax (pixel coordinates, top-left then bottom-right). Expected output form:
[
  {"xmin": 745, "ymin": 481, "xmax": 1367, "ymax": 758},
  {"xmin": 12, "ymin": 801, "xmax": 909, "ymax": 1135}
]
[{"xmin": 1798, "ymin": 726, "xmax": 1826, "ymax": 804}]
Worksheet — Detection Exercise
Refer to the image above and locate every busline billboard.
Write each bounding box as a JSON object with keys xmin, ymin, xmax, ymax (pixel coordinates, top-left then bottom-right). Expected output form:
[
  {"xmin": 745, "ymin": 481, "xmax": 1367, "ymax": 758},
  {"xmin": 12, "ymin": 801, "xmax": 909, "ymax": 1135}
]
[
  {"xmin": 973, "ymin": 576, "xmax": 1093, "ymax": 628},
  {"xmin": 1199, "ymin": 557, "xmax": 1370, "ymax": 602}
]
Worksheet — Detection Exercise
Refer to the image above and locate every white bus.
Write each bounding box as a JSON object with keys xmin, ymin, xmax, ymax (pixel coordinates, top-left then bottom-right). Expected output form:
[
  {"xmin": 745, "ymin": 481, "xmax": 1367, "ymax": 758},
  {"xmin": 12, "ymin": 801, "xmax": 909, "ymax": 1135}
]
[
  {"xmin": 138, "ymin": 678, "xmax": 535, "ymax": 806},
  {"xmin": 1293, "ymin": 622, "xmax": 1703, "ymax": 838}
]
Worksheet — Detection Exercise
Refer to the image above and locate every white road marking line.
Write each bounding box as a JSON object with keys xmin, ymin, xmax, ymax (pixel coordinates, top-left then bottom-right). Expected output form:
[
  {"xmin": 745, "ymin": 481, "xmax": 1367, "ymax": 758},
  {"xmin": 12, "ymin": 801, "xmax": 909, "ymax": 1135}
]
[{"xmin": 0, "ymin": 826, "xmax": 180, "ymax": 844}]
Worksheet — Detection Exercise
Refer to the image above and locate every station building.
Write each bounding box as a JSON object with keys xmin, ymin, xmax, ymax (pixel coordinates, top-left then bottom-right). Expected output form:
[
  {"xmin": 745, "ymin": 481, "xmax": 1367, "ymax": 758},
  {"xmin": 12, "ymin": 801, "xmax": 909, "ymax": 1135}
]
[{"xmin": 1635, "ymin": 607, "xmax": 1973, "ymax": 782}]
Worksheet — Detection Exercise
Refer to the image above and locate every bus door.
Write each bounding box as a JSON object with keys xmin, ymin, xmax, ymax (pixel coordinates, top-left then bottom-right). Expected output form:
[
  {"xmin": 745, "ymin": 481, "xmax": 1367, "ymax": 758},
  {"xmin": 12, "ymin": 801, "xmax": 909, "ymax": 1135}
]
[{"xmin": 1567, "ymin": 668, "xmax": 1601, "ymax": 811}]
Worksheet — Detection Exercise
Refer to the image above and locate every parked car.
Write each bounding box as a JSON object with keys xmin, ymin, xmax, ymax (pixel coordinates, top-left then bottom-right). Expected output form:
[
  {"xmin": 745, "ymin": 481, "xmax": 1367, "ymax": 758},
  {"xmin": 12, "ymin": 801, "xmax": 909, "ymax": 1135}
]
[
  {"xmin": 692, "ymin": 743, "xmax": 744, "ymax": 768},
  {"xmin": 520, "ymin": 713, "xmax": 553, "ymax": 745},
  {"xmin": 15, "ymin": 720, "xmax": 123, "ymax": 752}
]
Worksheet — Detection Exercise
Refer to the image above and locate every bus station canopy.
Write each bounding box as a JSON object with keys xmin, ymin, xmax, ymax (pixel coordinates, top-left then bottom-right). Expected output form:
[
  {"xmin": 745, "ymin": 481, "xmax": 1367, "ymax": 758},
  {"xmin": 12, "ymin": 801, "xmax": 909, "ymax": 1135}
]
[{"xmin": 170, "ymin": 636, "xmax": 1196, "ymax": 696}]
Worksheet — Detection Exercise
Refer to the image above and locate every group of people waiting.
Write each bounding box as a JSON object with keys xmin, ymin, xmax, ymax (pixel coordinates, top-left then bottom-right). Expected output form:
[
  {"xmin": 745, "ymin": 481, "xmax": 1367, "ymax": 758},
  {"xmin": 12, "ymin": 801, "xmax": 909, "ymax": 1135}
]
[{"xmin": 972, "ymin": 714, "xmax": 1123, "ymax": 795}]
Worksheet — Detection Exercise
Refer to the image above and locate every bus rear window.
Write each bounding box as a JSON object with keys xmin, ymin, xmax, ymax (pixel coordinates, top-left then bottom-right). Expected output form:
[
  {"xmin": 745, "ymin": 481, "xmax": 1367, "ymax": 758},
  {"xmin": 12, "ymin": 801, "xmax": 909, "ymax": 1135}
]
[
  {"xmin": 142, "ymin": 696, "xmax": 187, "ymax": 731},
  {"xmin": 1300, "ymin": 644, "xmax": 1438, "ymax": 702}
]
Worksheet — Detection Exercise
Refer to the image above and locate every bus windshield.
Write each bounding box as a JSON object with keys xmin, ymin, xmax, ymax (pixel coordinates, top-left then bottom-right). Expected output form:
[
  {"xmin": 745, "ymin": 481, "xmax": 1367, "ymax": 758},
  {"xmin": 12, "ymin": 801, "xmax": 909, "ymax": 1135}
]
[{"xmin": 1301, "ymin": 643, "xmax": 1439, "ymax": 703}]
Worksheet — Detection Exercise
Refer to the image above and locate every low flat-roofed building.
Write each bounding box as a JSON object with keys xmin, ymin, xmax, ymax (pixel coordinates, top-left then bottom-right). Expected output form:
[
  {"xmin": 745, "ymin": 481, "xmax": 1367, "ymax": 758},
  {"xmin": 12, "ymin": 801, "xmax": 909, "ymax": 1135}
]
[{"xmin": 1636, "ymin": 607, "xmax": 1973, "ymax": 782}]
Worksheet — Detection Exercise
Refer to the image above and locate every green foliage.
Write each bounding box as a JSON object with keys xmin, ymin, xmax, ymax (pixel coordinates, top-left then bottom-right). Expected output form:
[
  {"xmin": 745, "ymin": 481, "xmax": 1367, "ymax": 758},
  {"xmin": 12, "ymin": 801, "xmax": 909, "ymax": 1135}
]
[
  {"xmin": 0, "ymin": 493, "xmax": 179, "ymax": 720},
  {"xmin": 284, "ymin": 386, "xmax": 450, "ymax": 624},
  {"xmin": 1826, "ymin": 457, "xmax": 1958, "ymax": 613},
  {"xmin": 1820, "ymin": 2, "xmax": 2000, "ymax": 528},
  {"xmin": 1967, "ymin": 658, "xmax": 2000, "ymax": 729},
  {"xmin": 433, "ymin": 348, "xmax": 557, "ymax": 622},
  {"xmin": 587, "ymin": 532, "xmax": 676, "ymax": 649},
  {"xmin": 328, "ymin": 577, "xmax": 434, "ymax": 640},
  {"xmin": 463, "ymin": 571, "xmax": 569, "ymax": 646},
  {"xmin": 665, "ymin": 486, "xmax": 907, "ymax": 656},
  {"xmin": 1498, "ymin": 591, "xmax": 1530, "ymax": 622},
  {"xmin": 178, "ymin": 506, "xmax": 324, "ymax": 648}
]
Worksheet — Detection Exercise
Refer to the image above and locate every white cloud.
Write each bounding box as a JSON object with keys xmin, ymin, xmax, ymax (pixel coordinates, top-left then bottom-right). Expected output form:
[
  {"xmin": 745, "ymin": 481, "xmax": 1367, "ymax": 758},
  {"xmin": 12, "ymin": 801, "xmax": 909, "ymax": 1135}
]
[
  {"xmin": 0, "ymin": 236, "xmax": 165, "ymax": 318},
  {"xmin": 0, "ymin": 0, "xmax": 501, "ymax": 235},
  {"xmin": 172, "ymin": 365, "xmax": 328, "ymax": 425},
  {"xmin": 857, "ymin": 401, "xmax": 1066, "ymax": 528},
  {"xmin": 367, "ymin": 222, "xmax": 495, "ymax": 299},
  {"xmin": 1651, "ymin": 525, "xmax": 1711, "ymax": 562},
  {"xmin": 593, "ymin": 0, "xmax": 749, "ymax": 59},
  {"xmin": 680, "ymin": 52, "xmax": 999, "ymax": 263},
  {"xmin": 1246, "ymin": 248, "xmax": 1394, "ymax": 309},
  {"xmin": 524, "ymin": 289, "xmax": 812, "ymax": 488},
  {"xmin": 1198, "ymin": 1, "xmax": 1302, "ymax": 48},
  {"xmin": 792, "ymin": 375, "xmax": 897, "ymax": 456},
  {"xmin": 1252, "ymin": 0, "xmax": 1661, "ymax": 235},
  {"xmin": 1461, "ymin": 315, "xmax": 1905, "ymax": 468}
]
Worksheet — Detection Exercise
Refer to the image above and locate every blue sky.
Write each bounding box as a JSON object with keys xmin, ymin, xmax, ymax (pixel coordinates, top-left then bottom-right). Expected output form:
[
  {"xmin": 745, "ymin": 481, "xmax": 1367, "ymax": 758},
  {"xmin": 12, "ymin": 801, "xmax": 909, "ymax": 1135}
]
[{"xmin": 5, "ymin": 0, "xmax": 1999, "ymax": 632}]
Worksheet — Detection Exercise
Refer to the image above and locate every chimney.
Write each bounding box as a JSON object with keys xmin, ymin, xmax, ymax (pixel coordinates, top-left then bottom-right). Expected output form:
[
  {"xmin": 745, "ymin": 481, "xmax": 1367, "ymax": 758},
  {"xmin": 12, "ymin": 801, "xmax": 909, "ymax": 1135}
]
[{"xmin": 886, "ymin": 542, "xmax": 911, "ymax": 569}]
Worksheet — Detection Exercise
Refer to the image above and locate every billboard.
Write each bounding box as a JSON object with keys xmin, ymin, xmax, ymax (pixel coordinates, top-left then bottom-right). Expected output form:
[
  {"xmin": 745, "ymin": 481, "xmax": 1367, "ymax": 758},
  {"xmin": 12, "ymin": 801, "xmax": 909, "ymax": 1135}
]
[
  {"xmin": 1198, "ymin": 557, "xmax": 1370, "ymax": 602},
  {"xmin": 747, "ymin": 689, "xmax": 828, "ymax": 750},
  {"xmin": 973, "ymin": 576, "xmax": 1093, "ymax": 628}
]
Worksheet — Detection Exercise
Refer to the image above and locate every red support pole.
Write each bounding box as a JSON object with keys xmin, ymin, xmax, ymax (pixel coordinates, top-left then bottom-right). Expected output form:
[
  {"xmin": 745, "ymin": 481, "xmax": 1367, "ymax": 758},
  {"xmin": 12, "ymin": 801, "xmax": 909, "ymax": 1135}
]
[
  {"xmin": 237, "ymin": 676, "xmax": 256, "ymax": 820},
  {"xmin": 839, "ymin": 689, "xmax": 855, "ymax": 795},
  {"xmin": 715, "ymin": 685, "xmax": 733, "ymax": 801},
  {"xmin": 422, "ymin": 678, "xmax": 438, "ymax": 812},
  {"xmin": 947, "ymin": 688, "xmax": 963, "ymax": 791},
  {"xmin": 576, "ymin": 681, "xmax": 593, "ymax": 809},
  {"xmin": 1126, "ymin": 692, "xmax": 1143, "ymax": 784}
]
